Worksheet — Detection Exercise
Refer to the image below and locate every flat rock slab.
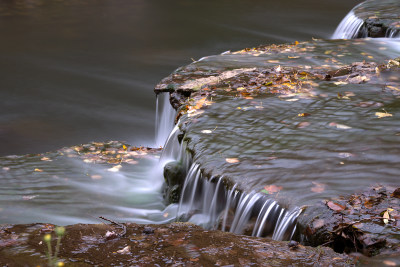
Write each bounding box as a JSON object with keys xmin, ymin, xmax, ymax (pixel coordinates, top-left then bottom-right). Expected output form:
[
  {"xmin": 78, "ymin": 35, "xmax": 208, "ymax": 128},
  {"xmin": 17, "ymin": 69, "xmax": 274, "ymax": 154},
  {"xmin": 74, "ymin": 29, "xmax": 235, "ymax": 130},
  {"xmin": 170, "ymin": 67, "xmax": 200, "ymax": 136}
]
[{"xmin": 0, "ymin": 222, "xmax": 354, "ymax": 266}]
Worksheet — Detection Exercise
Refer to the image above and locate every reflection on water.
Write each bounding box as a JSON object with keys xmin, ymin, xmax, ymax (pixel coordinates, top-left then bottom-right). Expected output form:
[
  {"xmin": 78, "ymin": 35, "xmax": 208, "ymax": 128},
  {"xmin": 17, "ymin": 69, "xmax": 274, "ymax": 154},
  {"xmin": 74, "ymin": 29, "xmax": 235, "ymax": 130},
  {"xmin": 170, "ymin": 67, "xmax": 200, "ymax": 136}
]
[{"xmin": 0, "ymin": 0, "xmax": 358, "ymax": 156}]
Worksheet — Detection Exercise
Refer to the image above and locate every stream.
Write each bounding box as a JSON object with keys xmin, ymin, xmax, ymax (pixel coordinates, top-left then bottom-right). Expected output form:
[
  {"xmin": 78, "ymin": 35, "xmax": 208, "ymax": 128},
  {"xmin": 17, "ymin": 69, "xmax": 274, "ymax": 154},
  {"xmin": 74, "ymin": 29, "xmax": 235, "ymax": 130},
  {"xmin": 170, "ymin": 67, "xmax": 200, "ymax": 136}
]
[{"xmin": 1, "ymin": 0, "xmax": 399, "ymax": 250}]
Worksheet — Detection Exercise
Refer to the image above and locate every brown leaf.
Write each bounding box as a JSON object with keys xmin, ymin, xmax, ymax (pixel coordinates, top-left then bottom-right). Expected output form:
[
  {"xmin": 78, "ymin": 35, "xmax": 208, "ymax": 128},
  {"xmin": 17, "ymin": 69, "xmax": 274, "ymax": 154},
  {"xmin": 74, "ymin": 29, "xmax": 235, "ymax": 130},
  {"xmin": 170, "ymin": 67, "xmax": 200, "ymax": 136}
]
[
  {"xmin": 327, "ymin": 201, "xmax": 346, "ymax": 212},
  {"xmin": 391, "ymin": 188, "xmax": 400, "ymax": 198},
  {"xmin": 313, "ymin": 219, "xmax": 325, "ymax": 229},
  {"xmin": 311, "ymin": 182, "xmax": 326, "ymax": 193},
  {"xmin": 297, "ymin": 122, "xmax": 311, "ymax": 128},
  {"xmin": 264, "ymin": 185, "xmax": 283, "ymax": 194}
]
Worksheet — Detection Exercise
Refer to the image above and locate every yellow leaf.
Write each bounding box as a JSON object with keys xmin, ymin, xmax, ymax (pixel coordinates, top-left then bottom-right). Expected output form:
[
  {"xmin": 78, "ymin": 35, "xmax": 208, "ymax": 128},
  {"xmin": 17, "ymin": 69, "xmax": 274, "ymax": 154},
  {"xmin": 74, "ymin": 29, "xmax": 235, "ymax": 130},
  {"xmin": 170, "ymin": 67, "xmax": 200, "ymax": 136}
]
[
  {"xmin": 34, "ymin": 168, "xmax": 43, "ymax": 172},
  {"xmin": 376, "ymin": 112, "xmax": 393, "ymax": 118},
  {"xmin": 294, "ymin": 41, "xmax": 299, "ymax": 45},
  {"xmin": 383, "ymin": 210, "xmax": 390, "ymax": 224},
  {"xmin": 122, "ymin": 145, "xmax": 127, "ymax": 151}
]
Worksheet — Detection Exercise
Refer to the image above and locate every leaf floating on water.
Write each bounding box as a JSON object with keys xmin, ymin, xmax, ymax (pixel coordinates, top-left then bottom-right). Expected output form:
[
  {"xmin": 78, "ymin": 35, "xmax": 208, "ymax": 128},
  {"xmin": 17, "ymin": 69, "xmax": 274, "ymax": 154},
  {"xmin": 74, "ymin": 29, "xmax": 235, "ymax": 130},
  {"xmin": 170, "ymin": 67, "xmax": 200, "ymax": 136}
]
[
  {"xmin": 327, "ymin": 201, "xmax": 346, "ymax": 212},
  {"xmin": 334, "ymin": 81, "xmax": 348, "ymax": 86},
  {"xmin": 298, "ymin": 113, "xmax": 311, "ymax": 117},
  {"xmin": 311, "ymin": 182, "xmax": 326, "ymax": 193},
  {"xmin": 90, "ymin": 175, "xmax": 102, "ymax": 180},
  {"xmin": 329, "ymin": 122, "xmax": 352, "ymax": 130},
  {"xmin": 288, "ymin": 55, "xmax": 300, "ymax": 59},
  {"xmin": 40, "ymin": 157, "xmax": 52, "ymax": 161},
  {"xmin": 201, "ymin": 130, "xmax": 212, "ymax": 134},
  {"xmin": 375, "ymin": 112, "xmax": 393, "ymax": 118},
  {"xmin": 34, "ymin": 168, "xmax": 43, "ymax": 172},
  {"xmin": 22, "ymin": 195, "xmax": 37, "ymax": 200},
  {"xmin": 262, "ymin": 185, "xmax": 283, "ymax": 194},
  {"xmin": 297, "ymin": 122, "xmax": 311, "ymax": 128},
  {"xmin": 285, "ymin": 98, "xmax": 299, "ymax": 102},
  {"xmin": 387, "ymin": 85, "xmax": 400, "ymax": 92},
  {"xmin": 2, "ymin": 167, "xmax": 10, "ymax": 171},
  {"xmin": 107, "ymin": 165, "xmax": 122, "ymax": 172},
  {"xmin": 225, "ymin": 158, "xmax": 239, "ymax": 164},
  {"xmin": 383, "ymin": 260, "xmax": 397, "ymax": 266}
]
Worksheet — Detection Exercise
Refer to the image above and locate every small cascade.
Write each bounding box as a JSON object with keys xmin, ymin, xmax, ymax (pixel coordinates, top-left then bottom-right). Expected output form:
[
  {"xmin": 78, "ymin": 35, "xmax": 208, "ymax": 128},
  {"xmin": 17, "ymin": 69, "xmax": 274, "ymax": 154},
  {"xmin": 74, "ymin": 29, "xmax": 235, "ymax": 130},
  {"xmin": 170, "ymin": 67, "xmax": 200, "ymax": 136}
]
[
  {"xmin": 332, "ymin": 10, "xmax": 364, "ymax": 39},
  {"xmin": 386, "ymin": 28, "xmax": 400, "ymax": 38},
  {"xmin": 176, "ymin": 158, "xmax": 299, "ymax": 240},
  {"xmin": 155, "ymin": 92, "xmax": 176, "ymax": 148},
  {"xmin": 155, "ymin": 92, "xmax": 300, "ymax": 241}
]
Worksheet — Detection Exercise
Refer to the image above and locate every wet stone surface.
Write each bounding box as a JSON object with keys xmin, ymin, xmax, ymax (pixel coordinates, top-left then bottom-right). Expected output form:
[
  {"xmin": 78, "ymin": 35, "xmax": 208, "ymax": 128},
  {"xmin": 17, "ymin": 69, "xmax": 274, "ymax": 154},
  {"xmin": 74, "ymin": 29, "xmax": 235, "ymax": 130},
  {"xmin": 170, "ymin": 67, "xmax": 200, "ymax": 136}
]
[
  {"xmin": 0, "ymin": 222, "xmax": 355, "ymax": 266},
  {"xmin": 298, "ymin": 185, "xmax": 400, "ymax": 257},
  {"xmin": 154, "ymin": 38, "xmax": 400, "ymax": 258},
  {"xmin": 353, "ymin": 0, "xmax": 400, "ymax": 38}
]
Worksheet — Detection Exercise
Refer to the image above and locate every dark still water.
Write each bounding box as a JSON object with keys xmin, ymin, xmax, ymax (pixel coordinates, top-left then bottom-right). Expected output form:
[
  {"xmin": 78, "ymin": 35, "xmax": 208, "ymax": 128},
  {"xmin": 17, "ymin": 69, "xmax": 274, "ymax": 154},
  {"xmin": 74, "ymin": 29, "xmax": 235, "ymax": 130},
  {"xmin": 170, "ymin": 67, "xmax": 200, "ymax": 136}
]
[{"xmin": 0, "ymin": 0, "xmax": 360, "ymax": 156}]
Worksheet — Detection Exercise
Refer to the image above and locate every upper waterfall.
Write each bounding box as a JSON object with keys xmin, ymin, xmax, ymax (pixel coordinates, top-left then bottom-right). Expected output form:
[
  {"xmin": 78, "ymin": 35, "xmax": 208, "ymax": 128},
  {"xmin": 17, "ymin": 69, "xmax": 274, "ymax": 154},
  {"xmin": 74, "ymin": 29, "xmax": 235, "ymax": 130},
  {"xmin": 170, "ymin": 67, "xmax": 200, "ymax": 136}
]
[{"xmin": 332, "ymin": 10, "xmax": 364, "ymax": 39}]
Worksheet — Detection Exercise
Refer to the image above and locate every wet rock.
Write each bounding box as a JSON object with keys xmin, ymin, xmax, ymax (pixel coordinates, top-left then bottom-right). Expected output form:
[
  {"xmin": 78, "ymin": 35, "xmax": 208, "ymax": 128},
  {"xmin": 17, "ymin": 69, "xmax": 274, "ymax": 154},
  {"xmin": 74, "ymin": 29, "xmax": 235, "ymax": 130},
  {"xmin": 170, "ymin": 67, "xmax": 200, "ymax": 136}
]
[
  {"xmin": 142, "ymin": 226, "xmax": 154, "ymax": 235},
  {"xmin": 163, "ymin": 161, "xmax": 186, "ymax": 203},
  {"xmin": 298, "ymin": 185, "xmax": 400, "ymax": 257},
  {"xmin": 0, "ymin": 222, "xmax": 355, "ymax": 266},
  {"xmin": 353, "ymin": 0, "xmax": 400, "ymax": 38}
]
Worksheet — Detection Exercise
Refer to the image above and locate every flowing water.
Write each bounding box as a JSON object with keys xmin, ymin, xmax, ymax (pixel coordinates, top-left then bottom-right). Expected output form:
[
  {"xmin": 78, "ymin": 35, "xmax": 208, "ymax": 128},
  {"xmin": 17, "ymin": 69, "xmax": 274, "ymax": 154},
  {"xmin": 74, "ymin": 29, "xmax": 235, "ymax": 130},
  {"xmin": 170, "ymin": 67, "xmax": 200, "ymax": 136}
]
[{"xmin": 1, "ymin": 0, "xmax": 400, "ymax": 242}]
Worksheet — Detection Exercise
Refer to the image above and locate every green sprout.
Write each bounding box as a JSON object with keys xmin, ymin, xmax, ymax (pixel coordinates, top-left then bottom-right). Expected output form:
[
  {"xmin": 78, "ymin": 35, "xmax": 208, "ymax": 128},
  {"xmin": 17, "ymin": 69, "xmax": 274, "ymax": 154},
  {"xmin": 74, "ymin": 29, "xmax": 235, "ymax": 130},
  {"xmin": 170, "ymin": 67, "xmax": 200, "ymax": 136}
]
[{"xmin": 44, "ymin": 226, "xmax": 66, "ymax": 266}]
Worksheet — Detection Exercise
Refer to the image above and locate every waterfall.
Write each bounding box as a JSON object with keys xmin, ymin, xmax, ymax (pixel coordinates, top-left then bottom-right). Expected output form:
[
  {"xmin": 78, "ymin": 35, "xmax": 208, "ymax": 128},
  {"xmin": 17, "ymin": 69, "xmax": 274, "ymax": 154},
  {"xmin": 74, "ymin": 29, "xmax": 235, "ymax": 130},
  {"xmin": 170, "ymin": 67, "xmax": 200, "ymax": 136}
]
[
  {"xmin": 155, "ymin": 88, "xmax": 300, "ymax": 241},
  {"xmin": 332, "ymin": 10, "xmax": 364, "ymax": 39},
  {"xmin": 155, "ymin": 92, "xmax": 176, "ymax": 148}
]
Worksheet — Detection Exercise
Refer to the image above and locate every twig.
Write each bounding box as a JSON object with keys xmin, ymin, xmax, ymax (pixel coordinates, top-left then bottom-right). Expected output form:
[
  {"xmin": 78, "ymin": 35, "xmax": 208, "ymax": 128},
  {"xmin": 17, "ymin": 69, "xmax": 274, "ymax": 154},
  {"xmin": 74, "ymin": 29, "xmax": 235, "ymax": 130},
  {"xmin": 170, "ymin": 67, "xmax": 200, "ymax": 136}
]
[{"xmin": 99, "ymin": 216, "xmax": 127, "ymax": 237}]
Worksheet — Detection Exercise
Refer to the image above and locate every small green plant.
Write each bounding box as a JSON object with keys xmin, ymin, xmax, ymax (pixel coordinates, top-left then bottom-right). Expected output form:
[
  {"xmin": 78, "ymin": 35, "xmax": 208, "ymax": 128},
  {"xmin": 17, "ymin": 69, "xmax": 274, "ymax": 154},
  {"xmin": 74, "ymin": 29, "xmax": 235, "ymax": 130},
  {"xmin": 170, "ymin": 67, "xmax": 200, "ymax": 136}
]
[{"xmin": 44, "ymin": 226, "xmax": 66, "ymax": 267}]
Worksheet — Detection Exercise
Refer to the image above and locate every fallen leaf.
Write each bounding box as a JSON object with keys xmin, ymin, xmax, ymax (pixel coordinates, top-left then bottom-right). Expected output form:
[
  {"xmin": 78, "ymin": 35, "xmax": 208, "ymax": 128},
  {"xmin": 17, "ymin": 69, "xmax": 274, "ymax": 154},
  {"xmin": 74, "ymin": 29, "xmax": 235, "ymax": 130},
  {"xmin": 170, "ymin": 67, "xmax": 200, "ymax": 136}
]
[
  {"xmin": 391, "ymin": 188, "xmax": 400, "ymax": 198},
  {"xmin": 376, "ymin": 112, "xmax": 393, "ymax": 118},
  {"xmin": 90, "ymin": 175, "xmax": 102, "ymax": 180},
  {"xmin": 116, "ymin": 245, "xmax": 131, "ymax": 254},
  {"xmin": 329, "ymin": 122, "xmax": 352, "ymax": 129},
  {"xmin": 285, "ymin": 98, "xmax": 299, "ymax": 102},
  {"xmin": 383, "ymin": 210, "xmax": 390, "ymax": 224},
  {"xmin": 311, "ymin": 182, "xmax": 326, "ymax": 193},
  {"xmin": 297, "ymin": 122, "xmax": 311, "ymax": 128},
  {"xmin": 225, "ymin": 158, "xmax": 239, "ymax": 163},
  {"xmin": 327, "ymin": 201, "xmax": 346, "ymax": 212},
  {"xmin": 107, "ymin": 165, "xmax": 122, "ymax": 172},
  {"xmin": 333, "ymin": 81, "xmax": 348, "ymax": 85},
  {"xmin": 34, "ymin": 168, "xmax": 43, "ymax": 172},
  {"xmin": 2, "ymin": 167, "xmax": 10, "ymax": 171},
  {"xmin": 201, "ymin": 130, "xmax": 212, "ymax": 134},
  {"xmin": 125, "ymin": 159, "xmax": 139, "ymax": 165},
  {"xmin": 22, "ymin": 195, "xmax": 37, "ymax": 200},
  {"xmin": 263, "ymin": 185, "xmax": 283, "ymax": 194},
  {"xmin": 40, "ymin": 157, "xmax": 52, "ymax": 161},
  {"xmin": 383, "ymin": 260, "xmax": 397, "ymax": 266},
  {"xmin": 313, "ymin": 219, "xmax": 325, "ymax": 229},
  {"xmin": 298, "ymin": 113, "xmax": 311, "ymax": 117}
]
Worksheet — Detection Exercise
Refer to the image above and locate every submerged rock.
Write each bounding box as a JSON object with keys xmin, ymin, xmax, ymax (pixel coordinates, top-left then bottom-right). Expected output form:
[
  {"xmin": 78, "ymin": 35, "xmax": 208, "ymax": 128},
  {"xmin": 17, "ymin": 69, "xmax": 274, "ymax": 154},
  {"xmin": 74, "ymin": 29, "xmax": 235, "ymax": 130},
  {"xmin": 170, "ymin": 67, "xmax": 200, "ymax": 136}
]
[{"xmin": 0, "ymin": 222, "xmax": 354, "ymax": 266}]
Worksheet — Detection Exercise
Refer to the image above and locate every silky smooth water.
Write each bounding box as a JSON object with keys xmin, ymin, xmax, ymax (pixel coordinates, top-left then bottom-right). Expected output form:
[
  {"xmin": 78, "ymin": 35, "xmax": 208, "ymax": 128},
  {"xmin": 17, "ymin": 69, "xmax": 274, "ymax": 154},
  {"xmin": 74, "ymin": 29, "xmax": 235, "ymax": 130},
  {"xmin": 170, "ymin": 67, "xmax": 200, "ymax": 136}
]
[{"xmin": 0, "ymin": 0, "xmax": 359, "ymax": 156}]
